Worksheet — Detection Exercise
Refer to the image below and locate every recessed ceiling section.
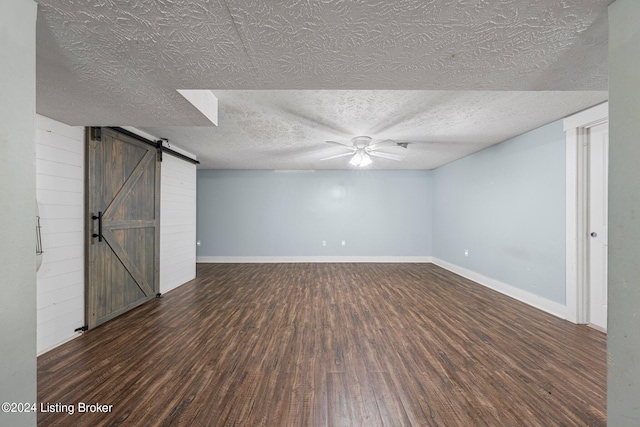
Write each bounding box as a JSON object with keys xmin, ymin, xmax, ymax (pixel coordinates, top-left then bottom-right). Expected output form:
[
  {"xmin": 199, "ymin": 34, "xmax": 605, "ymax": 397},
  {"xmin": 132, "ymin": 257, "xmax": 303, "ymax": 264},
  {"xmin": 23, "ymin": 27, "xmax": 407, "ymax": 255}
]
[{"xmin": 139, "ymin": 90, "xmax": 607, "ymax": 170}]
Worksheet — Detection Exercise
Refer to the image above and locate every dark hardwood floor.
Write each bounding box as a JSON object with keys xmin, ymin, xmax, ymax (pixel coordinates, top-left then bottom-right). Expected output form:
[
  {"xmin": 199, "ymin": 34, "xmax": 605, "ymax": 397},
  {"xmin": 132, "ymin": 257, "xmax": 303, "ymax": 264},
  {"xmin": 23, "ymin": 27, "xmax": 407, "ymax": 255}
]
[{"xmin": 38, "ymin": 263, "xmax": 606, "ymax": 426}]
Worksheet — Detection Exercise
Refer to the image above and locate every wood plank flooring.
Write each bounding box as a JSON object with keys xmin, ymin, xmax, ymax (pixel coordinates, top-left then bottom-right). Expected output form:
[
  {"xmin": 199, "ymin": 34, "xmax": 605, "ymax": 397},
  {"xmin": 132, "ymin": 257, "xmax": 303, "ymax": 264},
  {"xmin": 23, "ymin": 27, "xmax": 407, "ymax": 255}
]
[{"xmin": 38, "ymin": 263, "xmax": 606, "ymax": 426}]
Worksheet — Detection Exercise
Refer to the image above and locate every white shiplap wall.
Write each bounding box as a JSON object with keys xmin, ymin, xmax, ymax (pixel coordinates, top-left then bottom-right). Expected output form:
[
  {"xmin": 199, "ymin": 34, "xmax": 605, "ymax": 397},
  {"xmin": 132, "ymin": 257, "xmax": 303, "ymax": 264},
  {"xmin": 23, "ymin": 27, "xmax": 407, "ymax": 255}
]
[
  {"xmin": 35, "ymin": 121, "xmax": 197, "ymax": 354},
  {"xmin": 160, "ymin": 153, "xmax": 197, "ymax": 293},
  {"xmin": 35, "ymin": 115, "xmax": 85, "ymax": 355}
]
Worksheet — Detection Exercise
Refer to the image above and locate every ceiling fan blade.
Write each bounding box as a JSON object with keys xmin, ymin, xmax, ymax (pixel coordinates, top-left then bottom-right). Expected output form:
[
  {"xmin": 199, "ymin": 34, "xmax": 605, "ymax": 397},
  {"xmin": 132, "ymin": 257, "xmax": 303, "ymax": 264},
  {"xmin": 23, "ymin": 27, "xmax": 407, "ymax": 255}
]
[
  {"xmin": 320, "ymin": 151, "xmax": 354, "ymax": 161},
  {"xmin": 368, "ymin": 139, "xmax": 400, "ymax": 150},
  {"xmin": 325, "ymin": 140, "xmax": 354, "ymax": 148},
  {"xmin": 368, "ymin": 151, "xmax": 404, "ymax": 161}
]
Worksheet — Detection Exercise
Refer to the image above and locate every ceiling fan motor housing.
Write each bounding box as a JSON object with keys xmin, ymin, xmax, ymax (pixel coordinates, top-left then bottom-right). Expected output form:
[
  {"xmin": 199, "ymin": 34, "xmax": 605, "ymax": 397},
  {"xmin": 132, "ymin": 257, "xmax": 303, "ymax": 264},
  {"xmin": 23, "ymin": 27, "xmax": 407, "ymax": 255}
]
[{"xmin": 351, "ymin": 136, "xmax": 372, "ymax": 148}]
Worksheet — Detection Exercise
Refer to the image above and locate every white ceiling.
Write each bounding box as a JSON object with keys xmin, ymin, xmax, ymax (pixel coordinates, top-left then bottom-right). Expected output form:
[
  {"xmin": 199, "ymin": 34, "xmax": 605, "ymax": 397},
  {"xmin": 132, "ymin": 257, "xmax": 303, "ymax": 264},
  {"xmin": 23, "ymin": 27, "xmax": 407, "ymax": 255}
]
[{"xmin": 35, "ymin": 0, "xmax": 611, "ymax": 169}]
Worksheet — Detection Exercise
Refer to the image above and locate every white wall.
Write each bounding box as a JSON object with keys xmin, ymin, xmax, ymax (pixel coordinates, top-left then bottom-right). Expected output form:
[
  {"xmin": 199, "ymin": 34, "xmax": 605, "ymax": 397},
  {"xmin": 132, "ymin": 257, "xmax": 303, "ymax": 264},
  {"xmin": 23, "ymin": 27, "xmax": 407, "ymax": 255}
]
[
  {"xmin": 35, "ymin": 115, "xmax": 85, "ymax": 354},
  {"xmin": 34, "ymin": 121, "xmax": 198, "ymax": 354},
  {"xmin": 160, "ymin": 153, "xmax": 197, "ymax": 293},
  {"xmin": 0, "ymin": 1, "xmax": 38, "ymax": 425}
]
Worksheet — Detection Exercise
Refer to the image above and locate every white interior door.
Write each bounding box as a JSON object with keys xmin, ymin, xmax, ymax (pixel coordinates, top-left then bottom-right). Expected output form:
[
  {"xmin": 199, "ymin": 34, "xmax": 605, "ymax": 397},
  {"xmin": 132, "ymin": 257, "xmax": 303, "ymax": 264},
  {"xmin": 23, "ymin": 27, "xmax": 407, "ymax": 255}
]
[{"xmin": 588, "ymin": 122, "xmax": 609, "ymax": 331}]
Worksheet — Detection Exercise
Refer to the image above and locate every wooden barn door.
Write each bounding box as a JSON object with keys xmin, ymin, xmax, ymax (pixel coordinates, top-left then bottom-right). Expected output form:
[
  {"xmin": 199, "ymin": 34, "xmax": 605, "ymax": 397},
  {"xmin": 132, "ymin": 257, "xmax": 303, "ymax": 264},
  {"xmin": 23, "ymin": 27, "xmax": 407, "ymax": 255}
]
[{"xmin": 86, "ymin": 127, "xmax": 160, "ymax": 329}]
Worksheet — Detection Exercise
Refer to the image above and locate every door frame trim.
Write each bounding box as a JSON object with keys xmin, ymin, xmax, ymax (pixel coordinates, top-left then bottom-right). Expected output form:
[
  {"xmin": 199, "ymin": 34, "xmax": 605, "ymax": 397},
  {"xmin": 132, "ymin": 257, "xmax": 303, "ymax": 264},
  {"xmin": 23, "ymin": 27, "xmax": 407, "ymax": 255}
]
[{"xmin": 564, "ymin": 102, "xmax": 608, "ymax": 324}]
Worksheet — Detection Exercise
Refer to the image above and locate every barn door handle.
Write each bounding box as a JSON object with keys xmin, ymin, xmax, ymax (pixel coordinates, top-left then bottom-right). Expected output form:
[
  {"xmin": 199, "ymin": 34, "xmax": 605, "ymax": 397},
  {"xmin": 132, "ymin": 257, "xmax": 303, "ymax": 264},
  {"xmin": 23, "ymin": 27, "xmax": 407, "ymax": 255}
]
[{"xmin": 92, "ymin": 212, "xmax": 103, "ymax": 242}]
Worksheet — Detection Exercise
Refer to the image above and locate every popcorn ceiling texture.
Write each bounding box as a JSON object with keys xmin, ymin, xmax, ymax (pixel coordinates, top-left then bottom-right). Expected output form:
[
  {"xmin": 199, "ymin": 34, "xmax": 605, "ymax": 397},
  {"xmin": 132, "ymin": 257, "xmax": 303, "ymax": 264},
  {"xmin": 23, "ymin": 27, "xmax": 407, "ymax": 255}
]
[
  {"xmin": 35, "ymin": 0, "xmax": 611, "ymax": 169},
  {"xmin": 139, "ymin": 90, "xmax": 606, "ymax": 169}
]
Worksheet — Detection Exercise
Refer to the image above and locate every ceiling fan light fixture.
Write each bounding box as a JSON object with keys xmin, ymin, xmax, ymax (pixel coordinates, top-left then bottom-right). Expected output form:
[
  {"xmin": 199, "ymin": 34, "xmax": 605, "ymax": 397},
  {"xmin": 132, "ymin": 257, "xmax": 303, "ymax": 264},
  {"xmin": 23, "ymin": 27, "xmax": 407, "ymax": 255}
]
[{"xmin": 349, "ymin": 150, "xmax": 372, "ymax": 167}]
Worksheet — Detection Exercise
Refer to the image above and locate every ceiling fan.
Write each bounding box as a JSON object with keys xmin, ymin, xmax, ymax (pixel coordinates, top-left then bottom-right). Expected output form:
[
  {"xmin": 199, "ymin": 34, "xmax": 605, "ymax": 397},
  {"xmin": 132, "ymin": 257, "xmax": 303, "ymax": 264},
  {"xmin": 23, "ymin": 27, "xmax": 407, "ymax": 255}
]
[{"xmin": 320, "ymin": 136, "xmax": 406, "ymax": 167}]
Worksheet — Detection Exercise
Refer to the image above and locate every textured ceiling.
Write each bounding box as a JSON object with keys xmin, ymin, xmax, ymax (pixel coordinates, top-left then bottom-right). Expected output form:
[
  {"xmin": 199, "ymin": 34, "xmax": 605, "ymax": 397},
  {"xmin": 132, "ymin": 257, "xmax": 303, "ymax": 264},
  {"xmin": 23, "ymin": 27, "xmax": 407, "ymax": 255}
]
[
  {"xmin": 139, "ymin": 90, "xmax": 606, "ymax": 169},
  {"xmin": 35, "ymin": 0, "xmax": 612, "ymax": 169}
]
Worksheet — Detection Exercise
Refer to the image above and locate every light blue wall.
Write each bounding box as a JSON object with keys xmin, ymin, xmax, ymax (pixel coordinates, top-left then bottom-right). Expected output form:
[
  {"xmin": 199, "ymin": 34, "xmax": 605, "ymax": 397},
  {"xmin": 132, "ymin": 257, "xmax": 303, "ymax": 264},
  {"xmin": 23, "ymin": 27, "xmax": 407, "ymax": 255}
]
[
  {"xmin": 197, "ymin": 170, "xmax": 432, "ymax": 257},
  {"xmin": 432, "ymin": 120, "xmax": 566, "ymax": 304},
  {"xmin": 197, "ymin": 121, "xmax": 566, "ymax": 303},
  {"xmin": 607, "ymin": 0, "xmax": 640, "ymax": 422}
]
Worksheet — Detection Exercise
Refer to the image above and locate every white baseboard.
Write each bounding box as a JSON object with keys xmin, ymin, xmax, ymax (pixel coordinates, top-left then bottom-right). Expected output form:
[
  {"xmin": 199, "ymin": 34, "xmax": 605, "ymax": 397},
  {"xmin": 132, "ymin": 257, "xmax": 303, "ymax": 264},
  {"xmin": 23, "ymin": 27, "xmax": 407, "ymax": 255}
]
[
  {"xmin": 197, "ymin": 256, "xmax": 433, "ymax": 263},
  {"xmin": 431, "ymin": 257, "xmax": 567, "ymax": 320},
  {"xmin": 587, "ymin": 323, "xmax": 607, "ymax": 334},
  {"xmin": 38, "ymin": 333, "xmax": 81, "ymax": 356}
]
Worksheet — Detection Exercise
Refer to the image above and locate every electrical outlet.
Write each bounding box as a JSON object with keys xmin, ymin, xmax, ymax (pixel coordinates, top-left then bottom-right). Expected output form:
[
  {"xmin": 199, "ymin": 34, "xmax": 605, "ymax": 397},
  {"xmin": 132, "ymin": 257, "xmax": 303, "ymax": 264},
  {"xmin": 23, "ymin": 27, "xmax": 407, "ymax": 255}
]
[
  {"xmin": 322, "ymin": 240, "xmax": 327, "ymax": 247},
  {"xmin": 196, "ymin": 240, "xmax": 202, "ymax": 247},
  {"xmin": 464, "ymin": 249, "xmax": 469, "ymax": 257},
  {"xmin": 341, "ymin": 240, "xmax": 346, "ymax": 246}
]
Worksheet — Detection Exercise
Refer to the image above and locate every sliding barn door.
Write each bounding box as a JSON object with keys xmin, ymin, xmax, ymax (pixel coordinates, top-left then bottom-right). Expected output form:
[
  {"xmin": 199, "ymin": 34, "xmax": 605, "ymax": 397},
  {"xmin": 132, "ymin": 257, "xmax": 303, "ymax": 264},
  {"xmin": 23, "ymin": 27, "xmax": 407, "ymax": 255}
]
[{"xmin": 86, "ymin": 127, "xmax": 160, "ymax": 329}]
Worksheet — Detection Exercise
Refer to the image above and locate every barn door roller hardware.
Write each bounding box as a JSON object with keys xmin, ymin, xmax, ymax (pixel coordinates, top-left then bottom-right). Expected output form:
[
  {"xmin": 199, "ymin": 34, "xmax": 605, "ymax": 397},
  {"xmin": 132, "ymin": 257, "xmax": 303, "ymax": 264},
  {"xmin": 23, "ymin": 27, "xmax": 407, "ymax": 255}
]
[
  {"xmin": 90, "ymin": 127, "xmax": 199, "ymax": 165},
  {"xmin": 91, "ymin": 127, "xmax": 102, "ymax": 141}
]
